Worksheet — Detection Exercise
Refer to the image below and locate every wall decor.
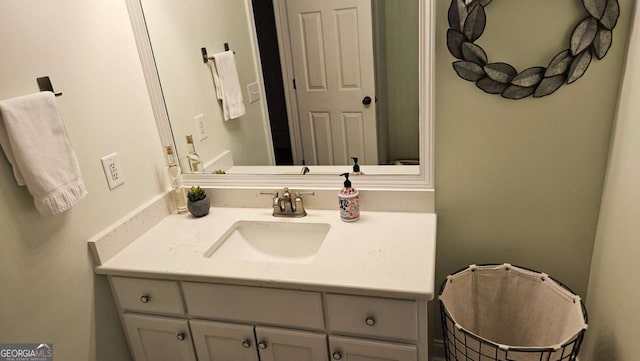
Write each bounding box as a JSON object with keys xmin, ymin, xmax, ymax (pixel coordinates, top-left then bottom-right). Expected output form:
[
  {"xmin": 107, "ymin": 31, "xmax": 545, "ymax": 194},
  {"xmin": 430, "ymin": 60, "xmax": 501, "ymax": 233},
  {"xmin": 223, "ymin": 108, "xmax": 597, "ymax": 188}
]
[{"xmin": 447, "ymin": 0, "xmax": 620, "ymax": 99}]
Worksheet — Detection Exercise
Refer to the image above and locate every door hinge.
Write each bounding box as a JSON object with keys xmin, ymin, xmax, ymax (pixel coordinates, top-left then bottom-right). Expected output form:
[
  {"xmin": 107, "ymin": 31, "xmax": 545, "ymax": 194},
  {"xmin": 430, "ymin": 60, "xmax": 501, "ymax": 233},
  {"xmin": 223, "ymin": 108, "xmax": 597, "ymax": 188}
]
[{"xmin": 293, "ymin": 79, "xmax": 297, "ymax": 90}]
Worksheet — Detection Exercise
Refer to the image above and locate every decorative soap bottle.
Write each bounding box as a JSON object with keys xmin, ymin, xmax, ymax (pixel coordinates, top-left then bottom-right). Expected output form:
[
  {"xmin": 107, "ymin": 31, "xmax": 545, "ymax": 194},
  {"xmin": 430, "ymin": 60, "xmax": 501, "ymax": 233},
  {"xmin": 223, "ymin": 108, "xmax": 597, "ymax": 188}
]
[
  {"xmin": 351, "ymin": 156, "xmax": 364, "ymax": 175},
  {"xmin": 165, "ymin": 145, "xmax": 188, "ymax": 213},
  {"xmin": 339, "ymin": 172, "xmax": 360, "ymax": 222},
  {"xmin": 185, "ymin": 135, "xmax": 202, "ymax": 173}
]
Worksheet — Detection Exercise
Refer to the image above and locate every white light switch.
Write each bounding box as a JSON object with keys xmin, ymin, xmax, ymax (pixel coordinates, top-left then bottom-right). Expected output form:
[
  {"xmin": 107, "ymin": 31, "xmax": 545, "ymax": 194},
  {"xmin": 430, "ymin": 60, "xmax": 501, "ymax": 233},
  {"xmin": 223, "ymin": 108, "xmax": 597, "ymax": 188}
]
[{"xmin": 247, "ymin": 82, "xmax": 261, "ymax": 103}]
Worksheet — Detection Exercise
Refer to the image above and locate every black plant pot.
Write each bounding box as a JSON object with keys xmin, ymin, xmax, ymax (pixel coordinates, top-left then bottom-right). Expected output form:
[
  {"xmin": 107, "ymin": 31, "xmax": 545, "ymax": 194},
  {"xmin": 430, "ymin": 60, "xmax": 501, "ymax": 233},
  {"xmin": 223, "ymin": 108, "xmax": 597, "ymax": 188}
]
[{"xmin": 187, "ymin": 196, "xmax": 210, "ymax": 217}]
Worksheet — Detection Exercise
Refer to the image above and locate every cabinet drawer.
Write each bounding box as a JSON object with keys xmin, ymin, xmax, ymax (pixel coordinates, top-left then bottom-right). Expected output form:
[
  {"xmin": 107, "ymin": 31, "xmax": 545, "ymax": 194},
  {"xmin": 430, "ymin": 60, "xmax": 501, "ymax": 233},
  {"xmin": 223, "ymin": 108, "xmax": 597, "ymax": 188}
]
[
  {"xmin": 182, "ymin": 282, "xmax": 324, "ymax": 330},
  {"xmin": 111, "ymin": 277, "xmax": 185, "ymax": 315},
  {"xmin": 329, "ymin": 335, "xmax": 417, "ymax": 361},
  {"xmin": 326, "ymin": 294, "xmax": 417, "ymax": 342}
]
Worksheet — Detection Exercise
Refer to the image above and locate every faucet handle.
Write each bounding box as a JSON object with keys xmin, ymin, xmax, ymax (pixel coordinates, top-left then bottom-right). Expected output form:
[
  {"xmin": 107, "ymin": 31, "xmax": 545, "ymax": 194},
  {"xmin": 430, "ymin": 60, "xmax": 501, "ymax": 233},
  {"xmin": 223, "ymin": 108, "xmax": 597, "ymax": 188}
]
[
  {"xmin": 261, "ymin": 191, "xmax": 281, "ymax": 214},
  {"xmin": 295, "ymin": 191, "xmax": 315, "ymax": 198},
  {"xmin": 293, "ymin": 191, "xmax": 314, "ymax": 217}
]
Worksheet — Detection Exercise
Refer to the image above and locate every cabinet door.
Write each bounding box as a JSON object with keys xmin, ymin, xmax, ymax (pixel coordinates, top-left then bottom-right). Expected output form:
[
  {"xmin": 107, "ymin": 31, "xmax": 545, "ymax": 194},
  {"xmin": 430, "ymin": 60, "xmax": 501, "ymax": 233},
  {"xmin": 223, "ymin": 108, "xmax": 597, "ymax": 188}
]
[
  {"xmin": 189, "ymin": 320, "xmax": 259, "ymax": 361},
  {"xmin": 329, "ymin": 336, "xmax": 417, "ymax": 361},
  {"xmin": 122, "ymin": 313, "xmax": 196, "ymax": 361},
  {"xmin": 255, "ymin": 326, "xmax": 328, "ymax": 361}
]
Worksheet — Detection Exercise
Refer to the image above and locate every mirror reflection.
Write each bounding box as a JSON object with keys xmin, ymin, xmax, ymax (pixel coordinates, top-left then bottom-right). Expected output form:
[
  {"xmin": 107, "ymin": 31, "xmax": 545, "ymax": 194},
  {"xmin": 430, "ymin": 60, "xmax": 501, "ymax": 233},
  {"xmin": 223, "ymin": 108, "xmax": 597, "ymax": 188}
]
[{"xmin": 140, "ymin": 0, "xmax": 419, "ymax": 174}]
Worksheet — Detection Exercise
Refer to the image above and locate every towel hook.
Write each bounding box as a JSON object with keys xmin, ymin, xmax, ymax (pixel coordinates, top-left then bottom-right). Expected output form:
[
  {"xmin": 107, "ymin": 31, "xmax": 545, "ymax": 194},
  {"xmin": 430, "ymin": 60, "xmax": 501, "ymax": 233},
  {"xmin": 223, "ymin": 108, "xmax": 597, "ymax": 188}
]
[{"xmin": 36, "ymin": 76, "xmax": 63, "ymax": 97}]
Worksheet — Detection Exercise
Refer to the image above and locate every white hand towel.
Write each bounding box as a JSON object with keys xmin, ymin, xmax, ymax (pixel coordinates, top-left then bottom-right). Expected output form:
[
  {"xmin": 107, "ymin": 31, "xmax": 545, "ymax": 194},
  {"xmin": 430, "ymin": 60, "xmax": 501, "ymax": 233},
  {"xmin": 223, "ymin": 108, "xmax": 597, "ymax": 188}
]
[
  {"xmin": 212, "ymin": 51, "xmax": 246, "ymax": 120},
  {"xmin": 0, "ymin": 92, "xmax": 87, "ymax": 215},
  {"xmin": 210, "ymin": 63, "xmax": 224, "ymax": 101}
]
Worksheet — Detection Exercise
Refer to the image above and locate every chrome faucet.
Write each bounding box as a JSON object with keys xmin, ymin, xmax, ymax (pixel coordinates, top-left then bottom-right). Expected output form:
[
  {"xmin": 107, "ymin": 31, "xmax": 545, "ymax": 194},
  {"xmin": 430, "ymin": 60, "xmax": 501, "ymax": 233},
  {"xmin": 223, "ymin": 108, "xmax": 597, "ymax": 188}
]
[{"xmin": 261, "ymin": 187, "xmax": 315, "ymax": 217}]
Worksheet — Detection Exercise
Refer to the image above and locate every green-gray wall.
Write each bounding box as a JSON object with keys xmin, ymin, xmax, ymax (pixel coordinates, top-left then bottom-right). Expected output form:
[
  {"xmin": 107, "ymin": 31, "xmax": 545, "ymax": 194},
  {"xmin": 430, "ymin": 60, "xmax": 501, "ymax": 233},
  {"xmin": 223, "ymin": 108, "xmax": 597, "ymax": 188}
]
[
  {"xmin": 0, "ymin": 1, "xmax": 164, "ymax": 360},
  {"xmin": 581, "ymin": 3, "xmax": 639, "ymax": 360},
  {"xmin": 434, "ymin": 0, "xmax": 634, "ymax": 344},
  {"xmin": 385, "ymin": 0, "xmax": 420, "ymax": 163},
  {"xmin": 374, "ymin": 0, "xmax": 420, "ymax": 164}
]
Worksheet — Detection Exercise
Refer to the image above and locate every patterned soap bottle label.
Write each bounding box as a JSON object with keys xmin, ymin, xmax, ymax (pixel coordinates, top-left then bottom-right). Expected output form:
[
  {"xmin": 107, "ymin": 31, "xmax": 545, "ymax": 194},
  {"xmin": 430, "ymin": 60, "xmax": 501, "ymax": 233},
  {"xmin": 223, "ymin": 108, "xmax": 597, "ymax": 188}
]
[{"xmin": 339, "ymin": 196, "xmax": 360, "ymax": 222}]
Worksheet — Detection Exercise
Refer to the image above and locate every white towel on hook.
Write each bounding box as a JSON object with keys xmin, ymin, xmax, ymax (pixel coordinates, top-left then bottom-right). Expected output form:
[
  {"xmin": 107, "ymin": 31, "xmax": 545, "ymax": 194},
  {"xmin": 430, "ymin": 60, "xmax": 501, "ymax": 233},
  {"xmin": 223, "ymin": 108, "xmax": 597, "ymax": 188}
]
[
  {"xmin": 0, "ymin": 92, "xmax": 87, "ymax": 215},
  {"xmin": 211, "ymin": 50, "xmax": 246, "ymax": 120}
]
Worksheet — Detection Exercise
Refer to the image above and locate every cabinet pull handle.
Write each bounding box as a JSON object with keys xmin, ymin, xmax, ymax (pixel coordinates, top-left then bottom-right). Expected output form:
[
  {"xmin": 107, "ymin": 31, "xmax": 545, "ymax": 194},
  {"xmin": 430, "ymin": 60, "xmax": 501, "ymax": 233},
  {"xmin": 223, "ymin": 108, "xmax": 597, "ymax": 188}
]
[
  {"xmin": 365, "ymin": 316, "xmax": 376, "ymax": 326},
  {"xmin": 176, "ymin": 332, "xmax": 186, "ymax": 341},
  {"xmin": 258, "ymin": 341, "xmax": 267, "ymax": 350},
  {"xmin": 332, "ymin": 351, "xmax": 343, "ymax": 360},
  {"xmin": 140, "ymin": 295, "xmax": 150, "ymax": 304},
  {"xmin": 242, "ymin": 340, "xmax": 251, "ymax": 348}
]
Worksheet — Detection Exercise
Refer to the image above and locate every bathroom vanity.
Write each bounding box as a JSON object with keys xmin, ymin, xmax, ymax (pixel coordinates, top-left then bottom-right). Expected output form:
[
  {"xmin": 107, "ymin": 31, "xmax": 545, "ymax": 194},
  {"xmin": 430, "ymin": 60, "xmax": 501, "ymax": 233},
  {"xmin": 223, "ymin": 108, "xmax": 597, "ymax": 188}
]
[{"xmin": 92, "ymin": 207, "xmax": 437, "ymax": 361}]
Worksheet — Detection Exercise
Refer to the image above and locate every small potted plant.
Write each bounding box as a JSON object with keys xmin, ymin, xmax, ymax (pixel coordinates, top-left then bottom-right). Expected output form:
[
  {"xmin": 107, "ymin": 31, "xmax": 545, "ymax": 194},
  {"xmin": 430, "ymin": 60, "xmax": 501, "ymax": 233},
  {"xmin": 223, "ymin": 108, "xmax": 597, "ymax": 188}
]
[{"xmin": 187, "ymin": 186, "xmax": 210, "ymax": 217}]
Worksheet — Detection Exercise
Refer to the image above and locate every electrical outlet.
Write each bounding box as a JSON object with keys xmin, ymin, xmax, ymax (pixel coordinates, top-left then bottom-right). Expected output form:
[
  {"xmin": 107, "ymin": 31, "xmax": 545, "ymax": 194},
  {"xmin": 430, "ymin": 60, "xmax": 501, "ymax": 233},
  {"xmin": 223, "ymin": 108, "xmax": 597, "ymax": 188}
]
[
  {"xmin": 100, "ymin": 152, "xmax": 125, "ymax": 190},
  {"xmin": 247, "ymin": 82, "xmax": 261, "ymax": 103},
  {"xmin": 195, "ymin": 113, "xmax": 207, "ymax": 141}
]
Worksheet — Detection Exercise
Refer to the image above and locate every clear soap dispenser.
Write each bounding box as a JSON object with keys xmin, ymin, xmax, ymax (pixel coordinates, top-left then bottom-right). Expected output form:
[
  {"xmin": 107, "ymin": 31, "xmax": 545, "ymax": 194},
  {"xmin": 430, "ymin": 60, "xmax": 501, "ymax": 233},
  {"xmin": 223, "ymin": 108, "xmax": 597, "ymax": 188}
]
[{"xmin": 339, "ymin": 172, "xmax": 360, "ymax": 222}]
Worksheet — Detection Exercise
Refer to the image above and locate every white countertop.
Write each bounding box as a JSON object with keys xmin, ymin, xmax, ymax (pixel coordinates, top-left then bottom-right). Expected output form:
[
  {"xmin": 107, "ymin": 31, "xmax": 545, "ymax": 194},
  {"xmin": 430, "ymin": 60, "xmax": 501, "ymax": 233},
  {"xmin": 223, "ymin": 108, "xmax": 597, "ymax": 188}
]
[{"xmin": 95, "ymin": 208, "xmax": 437, "ymax": 300}]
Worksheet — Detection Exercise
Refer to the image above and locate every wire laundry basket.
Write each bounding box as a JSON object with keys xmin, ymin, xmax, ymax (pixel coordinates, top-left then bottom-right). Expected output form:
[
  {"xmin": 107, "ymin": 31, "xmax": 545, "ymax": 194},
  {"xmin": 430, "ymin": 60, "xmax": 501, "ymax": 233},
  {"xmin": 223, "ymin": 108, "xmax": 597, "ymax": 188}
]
[{"xmin": 439, "ymin": 264, "xmax": 588, "ymax": 361}]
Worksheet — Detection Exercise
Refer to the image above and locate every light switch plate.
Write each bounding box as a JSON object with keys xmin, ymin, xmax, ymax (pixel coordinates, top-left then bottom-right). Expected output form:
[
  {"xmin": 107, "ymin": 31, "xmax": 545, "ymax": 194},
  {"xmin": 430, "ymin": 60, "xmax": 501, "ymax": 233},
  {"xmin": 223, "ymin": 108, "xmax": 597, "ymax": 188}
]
[
  {"xmin": 195, "ymin": 114, "xmax": 207, "ymax": 141},
  {"xmin": 247, "ymin": 82, "xmax": 261, "ymax": 103},
  {"xmin": 100, "ymin": 152, "xmax": 125, "ymax": 190}
]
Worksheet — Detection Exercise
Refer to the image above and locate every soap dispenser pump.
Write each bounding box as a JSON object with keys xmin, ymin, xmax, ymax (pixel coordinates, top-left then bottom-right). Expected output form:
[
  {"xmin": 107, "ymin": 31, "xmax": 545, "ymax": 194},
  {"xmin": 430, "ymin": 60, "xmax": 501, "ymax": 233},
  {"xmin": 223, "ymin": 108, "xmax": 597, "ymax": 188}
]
[
  {"xmin": 351, "ymin": 157, "xmax": 364, "ymax": 175},
  {"xmin": 339, "ymin": 172, "xmax": 360, "ymax": 222}
]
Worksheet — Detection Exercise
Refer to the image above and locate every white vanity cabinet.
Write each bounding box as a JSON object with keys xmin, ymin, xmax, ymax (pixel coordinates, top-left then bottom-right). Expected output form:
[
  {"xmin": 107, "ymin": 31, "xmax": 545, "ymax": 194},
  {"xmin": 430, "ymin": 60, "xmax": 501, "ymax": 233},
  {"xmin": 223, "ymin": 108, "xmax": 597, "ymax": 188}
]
[
  {"xmin": 190, "ymin": 320, "xmax": 328, "ymax": 361},
  {"xmin": 111, "ymin": 277, "xmax": 196, "ymax": 361},
  {"xmin": 183, "ymin": 282, "xmax": 329, "ymax": 361},
  {"xmin": 92, "ymin": 209, "xmax": 436, "ymax": 360},
  {"xmin": 122, "ymin": 313, "xmax": 197, "ymax": 361},
  {"xmin": 109, "ymin": 276, "xmax": 429, "ymax": 361},
  {"xmin": 325, "ymin": 294, "xmax": 420, "ymax": 361}
]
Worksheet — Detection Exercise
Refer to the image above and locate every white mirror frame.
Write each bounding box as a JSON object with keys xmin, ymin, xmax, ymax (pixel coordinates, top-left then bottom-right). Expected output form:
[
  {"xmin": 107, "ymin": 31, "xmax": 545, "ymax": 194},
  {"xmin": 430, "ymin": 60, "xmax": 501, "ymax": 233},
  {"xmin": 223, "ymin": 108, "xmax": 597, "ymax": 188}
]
[{"xmin": 125, "ymin": 0, "xmax": 434, "ymax": 190}]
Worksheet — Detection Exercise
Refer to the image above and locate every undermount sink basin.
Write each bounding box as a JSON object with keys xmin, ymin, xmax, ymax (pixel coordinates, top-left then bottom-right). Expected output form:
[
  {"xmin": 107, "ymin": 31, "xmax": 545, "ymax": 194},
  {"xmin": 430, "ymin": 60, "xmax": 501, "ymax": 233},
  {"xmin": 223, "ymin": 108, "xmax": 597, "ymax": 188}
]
[{"xmin": 205, "ymin": 221, "xmax": 331, "ymax": 263}]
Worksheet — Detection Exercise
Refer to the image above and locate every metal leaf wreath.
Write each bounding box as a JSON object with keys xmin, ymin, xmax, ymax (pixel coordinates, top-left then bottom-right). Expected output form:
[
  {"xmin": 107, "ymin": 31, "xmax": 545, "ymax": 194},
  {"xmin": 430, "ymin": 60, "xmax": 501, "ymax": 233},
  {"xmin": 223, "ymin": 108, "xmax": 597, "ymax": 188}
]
[{"xmin": 447, "ymin": 0, "xmax": 620, "ymax": 99}]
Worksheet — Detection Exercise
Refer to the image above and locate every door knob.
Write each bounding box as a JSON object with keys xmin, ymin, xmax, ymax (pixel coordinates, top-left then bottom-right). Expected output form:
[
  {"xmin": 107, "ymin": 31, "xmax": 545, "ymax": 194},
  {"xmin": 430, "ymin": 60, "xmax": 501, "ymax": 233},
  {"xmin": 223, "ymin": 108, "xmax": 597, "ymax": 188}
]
[{"xmin": 362, "ymin": 96, "xmax": 372, "ymax": 105}]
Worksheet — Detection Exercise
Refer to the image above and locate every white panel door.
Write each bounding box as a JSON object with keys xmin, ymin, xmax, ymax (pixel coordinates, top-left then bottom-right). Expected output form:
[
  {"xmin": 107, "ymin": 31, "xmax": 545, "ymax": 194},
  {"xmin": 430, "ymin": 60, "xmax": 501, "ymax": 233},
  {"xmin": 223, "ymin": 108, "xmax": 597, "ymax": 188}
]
[
  {"xmin": 122, "ymin": 313, "xmax": 197, "ymax": 361},
  {"xmin": 189, "ymin": 320, "xmax": 258, "ymax": 361},
  {"xmin": 255, "ymin": 326, "xmax": 329, "ymax": 361},
  {"xmin": 286, "ymin": 0, "xmax": 377, "ymax": 165}
]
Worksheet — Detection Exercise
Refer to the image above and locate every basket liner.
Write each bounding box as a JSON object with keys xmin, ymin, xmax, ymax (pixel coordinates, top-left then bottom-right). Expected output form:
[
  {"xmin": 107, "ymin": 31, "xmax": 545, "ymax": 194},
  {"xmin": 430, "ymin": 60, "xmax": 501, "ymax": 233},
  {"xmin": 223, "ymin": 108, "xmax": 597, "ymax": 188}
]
[{"xmin": 440, "ymin": 264, "xmax": 587, "ymax": 349}]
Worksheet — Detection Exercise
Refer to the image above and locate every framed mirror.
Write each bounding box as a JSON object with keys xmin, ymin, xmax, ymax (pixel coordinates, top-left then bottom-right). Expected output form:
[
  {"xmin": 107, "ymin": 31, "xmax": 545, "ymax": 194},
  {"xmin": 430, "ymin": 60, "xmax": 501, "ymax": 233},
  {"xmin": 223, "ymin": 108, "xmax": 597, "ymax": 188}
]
[{"xmin": 125, "ymin": 0, "xmax": 433, "ymax": 189}]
